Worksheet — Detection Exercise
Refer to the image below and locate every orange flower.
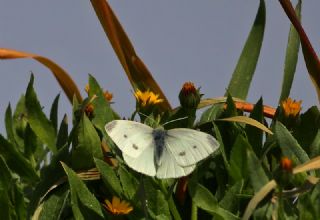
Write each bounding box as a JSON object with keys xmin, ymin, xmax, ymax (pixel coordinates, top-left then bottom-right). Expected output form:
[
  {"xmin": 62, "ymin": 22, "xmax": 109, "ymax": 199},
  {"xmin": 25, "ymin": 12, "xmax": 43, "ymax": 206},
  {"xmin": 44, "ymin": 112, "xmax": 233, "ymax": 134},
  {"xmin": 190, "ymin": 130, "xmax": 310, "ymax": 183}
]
[
  {"xmin": 104, "ymin": 90, "xmax": 113, "ymax": 102},
  {"xmin": 180, "ymin": 82, "xmax": 196, "ymax": 96},
  {"xmin": 280, "ymin": 157, "xmax": 293, "ymax": 172},
  {"xmin": 281, "ymin": 98, "xmax": 302, "ymax": 117},
  {"xmin": 103, "ymin": 196, "xmax": 133, "ymax": 215},
  {"xmin": 134, "ymin": 89, "xmax": 163, "ymax": 107},
  {"xmin": 85, "ymin": 103, "xmax": 94, "ymax": 118}
]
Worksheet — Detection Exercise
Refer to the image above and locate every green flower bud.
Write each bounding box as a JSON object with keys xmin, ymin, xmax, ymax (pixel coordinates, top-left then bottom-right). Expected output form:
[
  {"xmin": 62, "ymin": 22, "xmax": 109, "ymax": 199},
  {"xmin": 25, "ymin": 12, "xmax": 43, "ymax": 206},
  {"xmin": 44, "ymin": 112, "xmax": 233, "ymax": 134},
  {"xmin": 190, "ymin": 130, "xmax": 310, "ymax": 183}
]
[{"xmin": 179, "ymin": 82, "xmax": 201, "ymax": 109}]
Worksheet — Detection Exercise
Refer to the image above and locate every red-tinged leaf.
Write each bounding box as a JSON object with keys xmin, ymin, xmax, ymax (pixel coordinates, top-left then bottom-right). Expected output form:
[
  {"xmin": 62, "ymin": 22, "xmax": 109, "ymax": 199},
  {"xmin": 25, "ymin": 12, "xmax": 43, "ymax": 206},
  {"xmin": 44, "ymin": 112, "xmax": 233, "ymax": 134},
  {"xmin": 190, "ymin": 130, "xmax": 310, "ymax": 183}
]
[
  {"xmin": 279, "ymin": 0, "xmax": 320, "ymax": 103},
  {"xmin": 278, "ymin": 0, "xmax": 301, "ymax": 103},
  {"xmin": 90, "ymin": 0, "xmax": 171, "ymax": 111},
  {"xmin": 0, "ymin": 48, "xmax": 82, "ymax": 103}
]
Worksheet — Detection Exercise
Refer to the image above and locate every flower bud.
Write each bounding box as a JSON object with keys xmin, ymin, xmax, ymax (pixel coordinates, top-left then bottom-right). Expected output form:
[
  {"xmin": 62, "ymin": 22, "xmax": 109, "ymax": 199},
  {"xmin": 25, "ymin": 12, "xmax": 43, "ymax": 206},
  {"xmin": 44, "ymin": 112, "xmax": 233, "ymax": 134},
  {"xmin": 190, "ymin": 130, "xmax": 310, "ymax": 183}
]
[
  {"xmin": 280, "ymin": 156, "xmax": 293, "ymax": 173},
  {"xmin": 84, "ymin": 103, "xmax": 94, "ymax": 119},
  {"xmin": 104, "ymin": 90, "xmax": 113, "ymax": 102},
  {"xmin": 179, "ymin": 82, "xmax": 201, "ymax": 109}
]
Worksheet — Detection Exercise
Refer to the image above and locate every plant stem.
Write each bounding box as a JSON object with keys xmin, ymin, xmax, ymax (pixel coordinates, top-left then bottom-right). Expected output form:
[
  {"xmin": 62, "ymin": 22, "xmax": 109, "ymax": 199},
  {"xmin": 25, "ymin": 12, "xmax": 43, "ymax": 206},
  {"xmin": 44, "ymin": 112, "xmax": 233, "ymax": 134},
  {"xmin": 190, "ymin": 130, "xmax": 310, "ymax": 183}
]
[
  {"xmin": 168, "ymin": 196, "xmax": 182, "ymax": 220},
  {"xmin": 191, "ymin": 201, "xmax": 198, "ymax": 220},
  {"xmin": 158, "ymin": 180, "xmax": 182, "ymax": 220}
]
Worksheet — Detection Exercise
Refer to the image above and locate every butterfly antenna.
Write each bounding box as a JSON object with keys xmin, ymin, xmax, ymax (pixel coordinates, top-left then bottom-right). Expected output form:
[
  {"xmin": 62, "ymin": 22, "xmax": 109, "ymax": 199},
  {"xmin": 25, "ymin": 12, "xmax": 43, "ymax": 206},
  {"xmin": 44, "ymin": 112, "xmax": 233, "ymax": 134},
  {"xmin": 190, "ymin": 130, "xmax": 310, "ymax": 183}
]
[
  {"xmin": 162, "ymin": 116, "xmax": 188, "ymax": 126},
  {"xmin": 137, "ymin": 112, "xmax": 160, "ymax": 124}
]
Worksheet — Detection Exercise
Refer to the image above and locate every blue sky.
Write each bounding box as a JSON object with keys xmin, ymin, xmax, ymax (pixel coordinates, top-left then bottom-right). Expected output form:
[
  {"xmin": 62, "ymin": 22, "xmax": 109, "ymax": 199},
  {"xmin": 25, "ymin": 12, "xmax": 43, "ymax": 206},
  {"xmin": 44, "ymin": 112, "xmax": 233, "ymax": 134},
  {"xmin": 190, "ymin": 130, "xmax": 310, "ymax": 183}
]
[{"xmin": 1, "ymin": 1, "xmax": 319, "ymax": 134}]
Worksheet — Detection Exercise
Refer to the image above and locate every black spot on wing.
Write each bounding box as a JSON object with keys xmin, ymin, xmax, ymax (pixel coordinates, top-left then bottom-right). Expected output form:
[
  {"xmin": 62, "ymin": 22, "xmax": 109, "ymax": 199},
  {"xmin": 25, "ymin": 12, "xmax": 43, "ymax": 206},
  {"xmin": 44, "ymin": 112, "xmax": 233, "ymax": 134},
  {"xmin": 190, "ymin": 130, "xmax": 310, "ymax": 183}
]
[
  {"xmin": 105, "ymin": 121, "xmax": 117, "ymax": 132},
  {"xmin": 193, "ymin": 145, "xmax": 197, "ymax": 149},
  {"xmin": 123, "ymin": 134, "xmax": 128, "ymax": 138},
  {"xmin": 179, "ymin": 151, "xmax": 186, "ymax": 156},
  {"xmin": 132, "ymin": 144, "xmax": 139, "ymax": 150}
]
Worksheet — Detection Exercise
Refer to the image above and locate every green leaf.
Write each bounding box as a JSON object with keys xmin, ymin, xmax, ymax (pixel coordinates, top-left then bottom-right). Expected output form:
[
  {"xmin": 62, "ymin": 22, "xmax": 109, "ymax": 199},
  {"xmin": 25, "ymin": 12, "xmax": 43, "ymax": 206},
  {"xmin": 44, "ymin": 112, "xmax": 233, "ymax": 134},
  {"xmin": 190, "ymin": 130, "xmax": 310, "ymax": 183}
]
[
  {"xmin": 23, "ymin": 124, "xmax": 38, "ymax": 162},
  {"xmin": 275, "ymin": 121, "xmax": 310, "ymax": 164},
  {"xmin": 228, "ymin": 135, "xmax": 250, "ymax": 181},
  {"xmin": 61, "ymin": 162, "xmax": 104, "ymax": 220},
  {"xmin": 278, "ymin": 1, "xmax": 301, "ymax": 102},
  {"xmin": 199, "ymin": 103, "xmax": 224, "ymax": 125},
  {"xmin": 50, "ymin": 93, "xmax": 60, "ymax": 132},
  {"xmin": 223, "ymin": 95, "xmax": 238, "ymax": 117},
  {"xmin": 219, "ymin": 180, "xmax": 244, "ymax": 213},
  {"xmin": 0, "ymin": 134, "xmax": 38, "ymax": 182},
  {"xmin": 12, "ymin": 95, "xmax": 27, "ymax": 149},
  {"xmin": 28, "ymin": 145, "xmax": 70, "ymax": 217},
  {"xmin": 189, "ymin": 181, "xmax": 239, "ymax": 219},
  {"xmin": 310, "ymin": 129, "xmax": 320, "ymax": 158},
  {"xmin": 143, "ymin": 179, "xmax": 170, "ymax": 220},
  {"xmin": 5, "ymin": 103, "xmax": 25, "ymax": 152},
  {"xmin": 38, "ymin": 186, "xmax": 70, "ymax": 220},
  {"xmin": 0, "ymin": 155, "xmax": 27, "ymax": 220},
  {"xmin": 213, "ymin": 123, "xmax": 229, "ymax": 169},
  {"xmin": 0, "ymin": 155, "xmax": 15, "ymax": 220},
  {"xmin": 226, "ymin": 0, "xmax": 265, "ymax": 99},
  {"xmin": 247, "ymin": 149, "xmax": 269, "ymax": 192},
  {"xmin": 72, "ymin": 114, "xmax": 103, "ymax": 170},
  {"xmin": 56, "ymin": 114, "xmax": 69, "ymax": 150},
  {"xmin": 88, "ymin": 75, "xmax": 114, "ymax": 132},
  {"xmin": 25, "ymin": 74, "xmax": 57, "ymax": 153},
  {"xmin": 5, "ymin": 104, "xmax": 16, "ymax": 145},
  {"xmin": 94, "ymin": 158, "xmax": 123, "ymax": 196},
  {"xmin": 297, "ymin": 183, "xmax": 320, "ymax": 220},
  {"xmin": 118, "ymin": 166, "xmax": 139, "ymax": 200},
  {"xmin": 293, "ymin": 106, "xmax": 320, "ymax": 151},
  {"xmin": 245, "ymin": 98, "xmax": 264, "ymax": 156}
]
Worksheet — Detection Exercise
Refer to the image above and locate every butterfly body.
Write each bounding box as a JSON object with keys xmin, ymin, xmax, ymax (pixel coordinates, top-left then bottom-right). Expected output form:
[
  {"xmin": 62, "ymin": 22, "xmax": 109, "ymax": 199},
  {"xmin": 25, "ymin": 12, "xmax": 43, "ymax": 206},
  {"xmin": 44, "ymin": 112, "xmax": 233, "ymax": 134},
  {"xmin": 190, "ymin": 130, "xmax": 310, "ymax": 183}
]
[
  {"xmin": 105, "ymin": 120, "xmax": 219, "ymax": 179},
  {"xmin": 152, "ymin": 128, "xmax": 167, "ymax": 166}
]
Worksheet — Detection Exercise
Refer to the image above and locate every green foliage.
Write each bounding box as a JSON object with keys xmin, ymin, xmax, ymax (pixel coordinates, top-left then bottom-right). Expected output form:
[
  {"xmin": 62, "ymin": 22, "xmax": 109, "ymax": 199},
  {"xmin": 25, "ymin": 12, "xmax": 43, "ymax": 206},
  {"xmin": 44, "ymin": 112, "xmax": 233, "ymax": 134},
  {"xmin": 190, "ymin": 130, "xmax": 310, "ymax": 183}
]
[
  {"xmin": 1, "ymin": 68, "xmax": 320, "ymax": 220},
  {"xmin": 226, "ymin": 0, "xmax": 265, "ymax": 99},
  {"xmin": 1, "ymin": 1, "xmax": 320, "ymax": 219}
]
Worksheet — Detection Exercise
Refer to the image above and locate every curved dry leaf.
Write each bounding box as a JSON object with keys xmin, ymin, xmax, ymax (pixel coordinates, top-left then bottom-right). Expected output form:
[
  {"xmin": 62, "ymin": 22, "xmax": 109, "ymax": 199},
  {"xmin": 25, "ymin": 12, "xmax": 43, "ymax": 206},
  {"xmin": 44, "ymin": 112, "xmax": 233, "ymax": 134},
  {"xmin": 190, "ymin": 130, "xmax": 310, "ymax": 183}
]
[
  {"xmin": 31, "ymin": 203, "xmax": 43, "ymax": 220},
  {"xmin": 243, "ymin": 155, "xmax": 320, "ymax": 220},
  {"xmin": 198, "ymin": 97, "xmax": 276, "ymax": 118},
  {"xmin": 293, "ymin": 155, "xmax": 320, "ymax": 174},
  {"xmin": 198, "ymin": 97, "xmax": 245, "ymax": 108},
  {"xmin": 242, "ymin": 180, "xmax": 277, "ymax": 220},
  {"xmin": 0, "ymin": 48, "xmax": 82, "ymax": 103},
  {"xmin": 90, "ymin": 0, "xmax": 171, "ymax": 111},
  {"xmin": 217, "ymin": 116, "xmax": 273, "ymax": 135}
]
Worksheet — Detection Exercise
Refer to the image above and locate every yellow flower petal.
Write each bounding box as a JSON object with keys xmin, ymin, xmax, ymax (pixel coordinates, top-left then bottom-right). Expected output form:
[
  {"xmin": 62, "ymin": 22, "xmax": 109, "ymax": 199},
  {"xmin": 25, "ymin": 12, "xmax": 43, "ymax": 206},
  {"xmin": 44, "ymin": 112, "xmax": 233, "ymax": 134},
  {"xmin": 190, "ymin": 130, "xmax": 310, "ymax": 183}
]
[
  {"xmin": 103, "ymin": 196, "xmax": 133, "ymax": 215},
  {"xmin": 281, "ymin": 98, "xmax": 302, "ymax": 117},
  {"xmin": 134, "ymin": 89, "xmax": 163, "ymax": 107}
]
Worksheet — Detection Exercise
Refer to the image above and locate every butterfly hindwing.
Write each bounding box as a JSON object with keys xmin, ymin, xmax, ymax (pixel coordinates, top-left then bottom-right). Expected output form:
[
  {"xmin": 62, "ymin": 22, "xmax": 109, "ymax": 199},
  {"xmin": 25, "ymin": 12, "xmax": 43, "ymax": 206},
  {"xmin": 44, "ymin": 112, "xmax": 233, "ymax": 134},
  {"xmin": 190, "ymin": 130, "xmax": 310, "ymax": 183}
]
[
  {"xmin": 165, "ymin": 128, "xmax": 219, "ymax": 167},
  {"xmin": 156, "ymin": 146, "xmax": 196, "ymax": 179},
  {"xmin": 105, "ymin": 120, "xmax": 154, "ymax": 158},
  {"xmin": 123, "ymin": 147, "xmax": 156, "ymax": 177}
]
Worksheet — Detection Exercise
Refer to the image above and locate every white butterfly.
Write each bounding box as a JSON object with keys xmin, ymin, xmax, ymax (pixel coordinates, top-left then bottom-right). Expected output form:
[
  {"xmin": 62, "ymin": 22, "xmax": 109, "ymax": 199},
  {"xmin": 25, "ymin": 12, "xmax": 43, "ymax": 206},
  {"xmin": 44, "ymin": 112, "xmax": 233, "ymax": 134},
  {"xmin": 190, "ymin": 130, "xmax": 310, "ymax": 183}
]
[{"xmin": 105, "ymin": 120, "xmax": 219, "ymax": 179}]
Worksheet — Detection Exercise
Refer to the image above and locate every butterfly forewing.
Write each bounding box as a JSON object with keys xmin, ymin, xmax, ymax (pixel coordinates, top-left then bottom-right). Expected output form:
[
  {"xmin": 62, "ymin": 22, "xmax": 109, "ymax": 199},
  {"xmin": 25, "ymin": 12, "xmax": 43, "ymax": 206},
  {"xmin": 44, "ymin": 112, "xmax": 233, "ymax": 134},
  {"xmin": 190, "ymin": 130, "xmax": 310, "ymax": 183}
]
[
  {"xmin": 165, "ymin": 128, "xmax": 219, "ymax": 167},
  {"xmin": 105, "ymin": 120, "xmax": 154, "ymax": 158}
]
